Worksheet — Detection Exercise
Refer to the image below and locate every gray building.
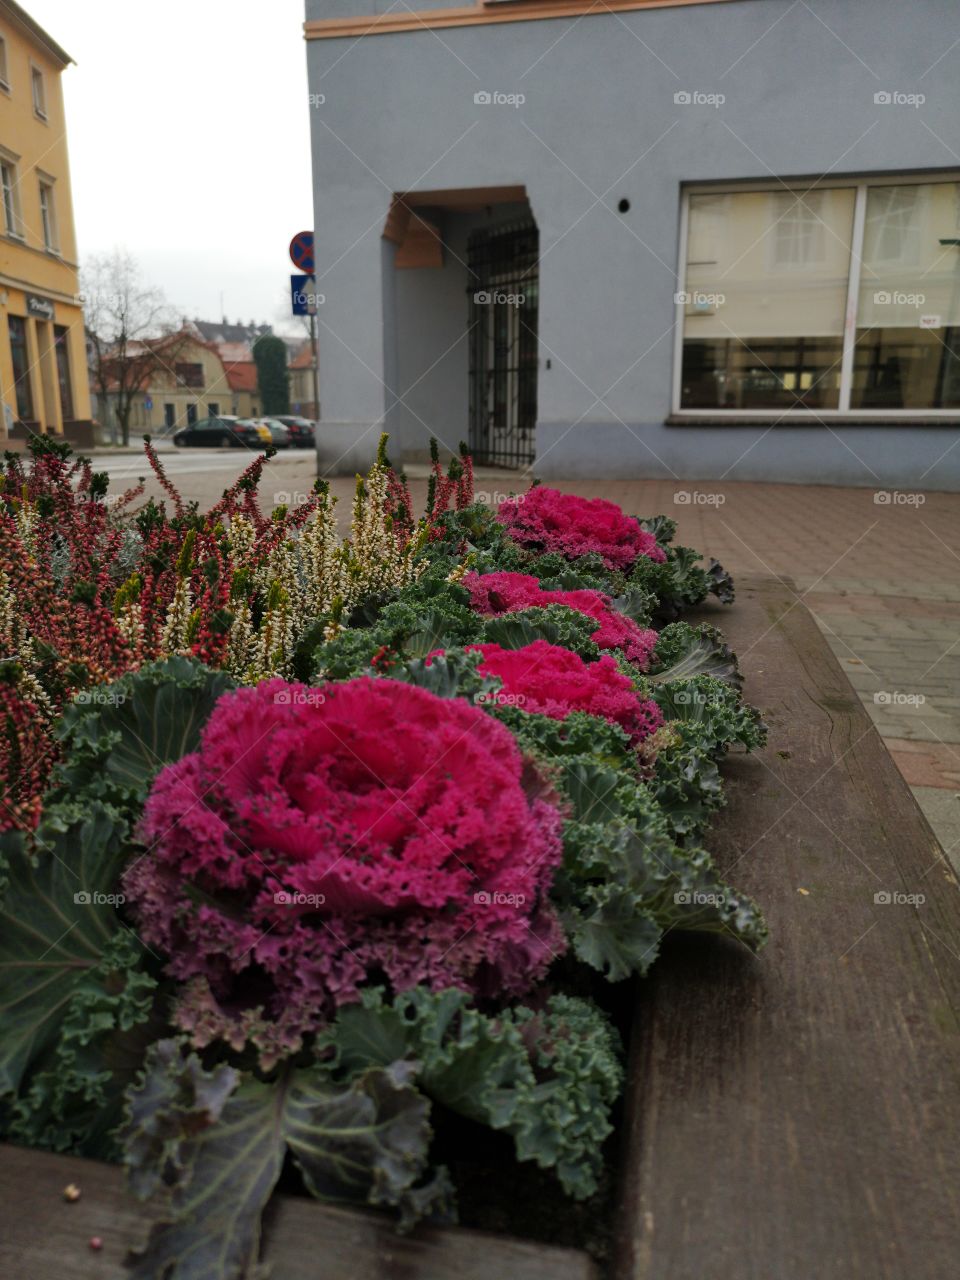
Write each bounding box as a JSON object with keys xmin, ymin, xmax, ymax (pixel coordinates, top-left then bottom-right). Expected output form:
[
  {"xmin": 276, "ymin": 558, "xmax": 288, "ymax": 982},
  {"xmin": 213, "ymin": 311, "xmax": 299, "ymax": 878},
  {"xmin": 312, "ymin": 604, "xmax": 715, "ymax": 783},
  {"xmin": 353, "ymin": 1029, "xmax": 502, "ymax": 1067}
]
[{"xmin": 305, "ymin": 0, "xmax": 960, "ymax": 488}]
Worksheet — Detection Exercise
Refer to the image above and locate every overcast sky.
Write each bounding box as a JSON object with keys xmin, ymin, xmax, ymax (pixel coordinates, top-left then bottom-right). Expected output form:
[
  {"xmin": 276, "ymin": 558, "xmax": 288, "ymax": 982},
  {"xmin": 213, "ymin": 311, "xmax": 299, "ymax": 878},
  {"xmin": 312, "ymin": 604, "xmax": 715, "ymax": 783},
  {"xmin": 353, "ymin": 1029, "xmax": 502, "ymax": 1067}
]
[{"xmin": 30, "ymin": 0, "xmax": 313, "ymax": 335}]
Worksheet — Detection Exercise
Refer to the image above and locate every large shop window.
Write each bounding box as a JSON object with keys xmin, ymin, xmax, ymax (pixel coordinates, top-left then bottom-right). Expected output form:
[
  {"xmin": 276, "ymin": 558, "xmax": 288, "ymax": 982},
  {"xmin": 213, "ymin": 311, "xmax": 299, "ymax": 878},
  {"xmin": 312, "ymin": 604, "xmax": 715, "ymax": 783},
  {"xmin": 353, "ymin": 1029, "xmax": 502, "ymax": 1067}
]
[
  {"xmin": 676, "ymin": 177, "xmax": 960, "ymax": 415},
  {"xmin": 54, "ymin": 326, "xmax": 74, "ymax": 421},
  {"xmin": 8, "ymin": 316, "xmax": 34, "ymax": 420}
]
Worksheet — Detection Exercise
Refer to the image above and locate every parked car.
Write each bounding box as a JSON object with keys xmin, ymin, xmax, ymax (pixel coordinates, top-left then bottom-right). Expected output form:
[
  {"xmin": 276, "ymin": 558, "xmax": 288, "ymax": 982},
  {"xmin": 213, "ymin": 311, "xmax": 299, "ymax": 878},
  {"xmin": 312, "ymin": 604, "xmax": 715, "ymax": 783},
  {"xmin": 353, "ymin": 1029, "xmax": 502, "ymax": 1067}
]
[
  {"xmin": 259, "ymin": 418, "xmax": 292, "ymax": 449},
  {"xmin": 271, "ymin": 415, "xmax": 316, "ymax": 448},
  {"xmin": 234, "ymin": 419, "xmax": 276, "ymax": 446},
  {"xmin": 172, "ymin": 416, "xmax": 269, "ymax": 449}
]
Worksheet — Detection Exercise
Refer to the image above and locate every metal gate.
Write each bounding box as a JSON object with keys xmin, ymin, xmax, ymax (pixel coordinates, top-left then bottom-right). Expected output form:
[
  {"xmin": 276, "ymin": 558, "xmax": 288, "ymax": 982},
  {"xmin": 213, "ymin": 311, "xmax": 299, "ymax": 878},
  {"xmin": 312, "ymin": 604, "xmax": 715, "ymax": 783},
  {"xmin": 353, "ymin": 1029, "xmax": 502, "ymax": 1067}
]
[{"xmin": 467, "ymin": 221, "xmax": 539, "ymax": 467}]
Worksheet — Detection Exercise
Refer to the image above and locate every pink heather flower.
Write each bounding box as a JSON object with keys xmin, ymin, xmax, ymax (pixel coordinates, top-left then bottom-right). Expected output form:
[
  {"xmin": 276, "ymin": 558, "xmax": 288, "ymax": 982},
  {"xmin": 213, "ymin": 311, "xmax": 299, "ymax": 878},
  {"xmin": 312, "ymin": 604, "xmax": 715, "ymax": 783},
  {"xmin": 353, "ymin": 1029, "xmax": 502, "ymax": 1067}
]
[
  {"xmin": 497, "ymin": 486, "xmax": 666, "ymax": 570},
  {"xmin": 469, "ymin": 639, "xmax": 664, "ymax": 745},
  {"xmin": 464, "ymin": 570, "xmax": 658, "ymax": 670},
  {"xmin": 123, "ymin": 676, "xmax": 565, "ymax": 1062}
]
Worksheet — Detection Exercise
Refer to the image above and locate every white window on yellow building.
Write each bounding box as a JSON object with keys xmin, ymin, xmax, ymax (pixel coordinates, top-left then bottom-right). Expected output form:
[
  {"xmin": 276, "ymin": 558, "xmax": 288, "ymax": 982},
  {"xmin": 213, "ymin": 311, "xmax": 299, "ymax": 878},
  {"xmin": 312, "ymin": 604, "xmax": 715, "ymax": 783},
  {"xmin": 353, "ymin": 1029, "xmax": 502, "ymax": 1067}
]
[
  {"xmin": 31, "ymin": 63, "xmax": 46, "ymax": 119},
  {"xmin": 38, "ymin": 178, "xmax": 57, "ymax": 251},
  {"xmin": 0, "ymin": 154, "xmax": 22, "ymax": 238},
  {"xmin": 0, "ymin": 37, "xmax": 9, "ymax": 92}
]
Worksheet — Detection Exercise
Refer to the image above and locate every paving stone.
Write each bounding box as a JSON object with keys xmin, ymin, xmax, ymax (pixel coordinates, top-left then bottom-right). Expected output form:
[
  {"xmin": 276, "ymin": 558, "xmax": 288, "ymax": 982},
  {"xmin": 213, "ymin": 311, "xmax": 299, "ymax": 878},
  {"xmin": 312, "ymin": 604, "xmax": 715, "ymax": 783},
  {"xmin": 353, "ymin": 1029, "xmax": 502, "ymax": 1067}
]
[{"xmin": 911, "ymin": 788, "xmax": 960, "ymax": 869}]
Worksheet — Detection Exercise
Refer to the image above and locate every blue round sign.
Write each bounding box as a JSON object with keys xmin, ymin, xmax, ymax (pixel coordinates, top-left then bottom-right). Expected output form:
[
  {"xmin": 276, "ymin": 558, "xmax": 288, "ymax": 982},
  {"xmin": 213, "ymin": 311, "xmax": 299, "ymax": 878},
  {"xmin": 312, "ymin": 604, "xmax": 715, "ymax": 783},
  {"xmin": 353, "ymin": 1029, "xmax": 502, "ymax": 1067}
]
[{"xmin": 289, "ymin": 231, "xmax": 315, "ymax": 274}]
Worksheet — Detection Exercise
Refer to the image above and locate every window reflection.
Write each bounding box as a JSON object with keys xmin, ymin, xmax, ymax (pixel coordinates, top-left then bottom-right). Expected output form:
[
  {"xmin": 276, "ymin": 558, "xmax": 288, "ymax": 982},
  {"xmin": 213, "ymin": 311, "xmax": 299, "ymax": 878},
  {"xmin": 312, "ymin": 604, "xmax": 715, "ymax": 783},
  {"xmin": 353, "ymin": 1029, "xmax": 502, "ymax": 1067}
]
[{"xmin": 680, "ymin": 188, "xmax": 855, "ymax": 410}]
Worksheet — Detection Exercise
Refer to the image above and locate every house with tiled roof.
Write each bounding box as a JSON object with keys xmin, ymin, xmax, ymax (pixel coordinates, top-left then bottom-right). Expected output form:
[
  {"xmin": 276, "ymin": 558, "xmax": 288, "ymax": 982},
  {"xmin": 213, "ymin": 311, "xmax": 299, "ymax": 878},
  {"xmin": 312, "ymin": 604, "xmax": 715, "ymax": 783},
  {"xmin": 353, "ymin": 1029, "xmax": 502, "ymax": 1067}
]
[
  {"xmin": 288, "ymin": 340, "xmax": 319, "ymax": 419},
  {"xmin": 223, "ymin": 358, "xmax": 260, "ymax": 418}
]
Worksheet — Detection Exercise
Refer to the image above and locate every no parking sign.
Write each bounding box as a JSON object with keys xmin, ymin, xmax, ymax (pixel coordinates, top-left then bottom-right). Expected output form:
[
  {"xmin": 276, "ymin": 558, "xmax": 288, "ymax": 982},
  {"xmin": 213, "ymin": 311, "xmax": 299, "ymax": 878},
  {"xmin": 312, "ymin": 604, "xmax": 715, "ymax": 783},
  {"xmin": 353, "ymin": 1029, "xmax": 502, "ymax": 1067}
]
[{"xmin": 289, "ymin": 231, "xmax": 315, "ymax": 275}]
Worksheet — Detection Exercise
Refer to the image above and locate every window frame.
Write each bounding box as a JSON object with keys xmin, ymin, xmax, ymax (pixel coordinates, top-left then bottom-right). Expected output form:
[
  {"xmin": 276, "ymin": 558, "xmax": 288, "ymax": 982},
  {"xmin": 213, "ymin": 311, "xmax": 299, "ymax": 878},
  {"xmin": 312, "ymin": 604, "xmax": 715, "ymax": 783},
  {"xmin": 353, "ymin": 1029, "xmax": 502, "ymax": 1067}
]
[
  {"xmin": 0, "ymin": 37, "xmax": 9, "ymax": 93},
  {"xmin": 672, "ymin": 171, "xmax": 960, "ymax": 420},
  {"xmin": 30, "ymin": 63, "xmax": 47, "ymax": 120},
  {"xmin": 37, "ymin": 175, "xmax": 58, "ymax": 252},
  {"xmin": 0, "ymin": 150, "xmax": 23, "ymax": 239}
]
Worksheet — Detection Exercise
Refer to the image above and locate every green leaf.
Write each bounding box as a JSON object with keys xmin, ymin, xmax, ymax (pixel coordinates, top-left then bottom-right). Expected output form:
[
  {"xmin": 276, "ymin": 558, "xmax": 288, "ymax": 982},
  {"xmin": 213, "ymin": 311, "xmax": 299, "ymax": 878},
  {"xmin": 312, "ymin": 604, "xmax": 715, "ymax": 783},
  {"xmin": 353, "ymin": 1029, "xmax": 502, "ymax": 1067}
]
[
  {"xmin": 0, "ymin": 804, "xmax": 133, "ymax": 1098},
  {"xmin": 320, "ymin": 988, "xmax": 623, "ymax": 1200},
  {"xmin": 648, "ymin": 623, "xmax": 743, "ymax": 689},
  {"xmin": 569, "ymin": 884, "xmax": 662, "ymax": 981},
  {"xmin": 52, "ymin": 657, "xmax": 235, "ymax": 811},
  {"xmin": 482, "ymin": 605, "xmax": 600, "ymax": 660},
  {"xmin": 391, "ymin": 648, "xmax": 498, "ymax": 703},
  {"xmin": 286, "ymin": 1060, "xmax": 453, "ymax": 1223},
  {"xmin": 404, "ymin": 607, "xmax": 469, "ymax": 659},
  {"xmin": 6, "ymin": 930, "xmax": 158, "ymax": 1159},
  {"xmin": 123, "ymin": 1039, "xmax": 239, "ymax": 1201},
  {"xmin": 125, "ymin": 1042, "xmax": 452, "ymax": 1280}
]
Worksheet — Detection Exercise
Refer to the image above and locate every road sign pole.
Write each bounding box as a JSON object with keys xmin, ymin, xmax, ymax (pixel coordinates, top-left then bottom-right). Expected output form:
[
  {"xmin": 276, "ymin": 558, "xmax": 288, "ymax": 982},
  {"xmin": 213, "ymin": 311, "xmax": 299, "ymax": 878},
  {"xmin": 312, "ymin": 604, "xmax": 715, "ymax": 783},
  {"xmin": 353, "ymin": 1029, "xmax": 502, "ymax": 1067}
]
[{"xmin": 310, "ymin": 311, "xmax": 320, "ymax": 424}]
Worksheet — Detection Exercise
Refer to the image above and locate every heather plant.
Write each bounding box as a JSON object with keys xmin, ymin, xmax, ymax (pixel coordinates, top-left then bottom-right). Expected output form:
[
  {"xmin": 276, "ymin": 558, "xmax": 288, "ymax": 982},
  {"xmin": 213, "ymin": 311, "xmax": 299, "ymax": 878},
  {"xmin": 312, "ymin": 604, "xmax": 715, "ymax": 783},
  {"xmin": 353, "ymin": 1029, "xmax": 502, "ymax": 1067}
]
[{"xmin": 0, "ymin": 434, "xmax": 469, "ymax": 830}]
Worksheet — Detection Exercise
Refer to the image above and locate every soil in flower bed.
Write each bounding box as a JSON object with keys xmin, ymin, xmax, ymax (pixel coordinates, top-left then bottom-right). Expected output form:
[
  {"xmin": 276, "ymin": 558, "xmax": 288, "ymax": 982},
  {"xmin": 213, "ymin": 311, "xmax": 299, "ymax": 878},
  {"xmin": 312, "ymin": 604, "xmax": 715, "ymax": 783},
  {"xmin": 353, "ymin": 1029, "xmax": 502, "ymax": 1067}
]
[{"xmin": 433, "ymin": 1109, "xmax": 619, "ymax": 1262}]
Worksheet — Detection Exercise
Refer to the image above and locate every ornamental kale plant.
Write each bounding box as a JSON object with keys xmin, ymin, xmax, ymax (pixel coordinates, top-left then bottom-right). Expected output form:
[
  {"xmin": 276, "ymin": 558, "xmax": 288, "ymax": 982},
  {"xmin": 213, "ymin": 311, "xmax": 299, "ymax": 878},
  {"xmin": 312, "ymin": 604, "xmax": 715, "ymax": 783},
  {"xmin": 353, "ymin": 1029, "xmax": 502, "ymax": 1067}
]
[
  {"xmin": 464, "ymin": 570, "xmax": 658, "ymax": 668},
  {"xmin": 497, "ymin": 486, "xmax": 666, "ymax": 569},
  {"xmin": 468, "ymin": 639, "xmax": 664, "ymax": 745},
  {"xmin": 123, "ymin": 676, "xmax": 566, "ymax": 1066},
  {"xmin": 0, "ymin": 440, "xmax": 772, "ymax": 1279}
]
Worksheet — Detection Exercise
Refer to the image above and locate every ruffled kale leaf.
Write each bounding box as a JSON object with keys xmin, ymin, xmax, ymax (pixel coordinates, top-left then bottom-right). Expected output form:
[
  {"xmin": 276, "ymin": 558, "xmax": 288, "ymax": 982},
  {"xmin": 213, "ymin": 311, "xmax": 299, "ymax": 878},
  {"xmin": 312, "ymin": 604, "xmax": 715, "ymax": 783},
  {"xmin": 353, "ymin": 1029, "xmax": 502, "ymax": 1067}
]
[
  {"xmin": 638, "ymin": 514, "xmax": 676, "ymax": 545},
  {"xmin": 492, "ymin": 705, "xmax": 638, "ymax": 776},
  {"xmin": 648, "ymin": 622, "xmax": 743, "ymax": 689},
  {"xmin": 0, "ymin": 803, "xmax": 157, "ymax": 1156},
  {"xmin": 319, "ymin": 986, "xmax": 623, "ymax": 1201},
  {"xmin": 562, "ymin": 808, "xmax": 768, "ymax": 974},
  {"xmin": 532, "ymin": 745, "xmax": 767, "ymax": 973},
  {"xmin": 482, "ymin": 604, "xmax": 602, "ymax": 661},
  {"xmin": 390, "ymin": 648, "xmax": 499, "ymax": 702},
  {"xmin": 628, "ymin": 543, "xmax": 734, "ymax": 619},
  {"xmin": 6, "ymin": 930, "xmax": 158, "ymax": 1158},
  {"xmin": 124, "ymin": 1039, "xmax": 452, "ymax": 1280},
  {"xmin": 308, "ymin": 581, "xmax": 481, "ymax": 682},
  {"xmin": 51, "ymin": 657, "xmax": 235, "ymax": 813},
  {"xmin": 649, "ymin": 675, "xmax": 766, "ymax": 838}
]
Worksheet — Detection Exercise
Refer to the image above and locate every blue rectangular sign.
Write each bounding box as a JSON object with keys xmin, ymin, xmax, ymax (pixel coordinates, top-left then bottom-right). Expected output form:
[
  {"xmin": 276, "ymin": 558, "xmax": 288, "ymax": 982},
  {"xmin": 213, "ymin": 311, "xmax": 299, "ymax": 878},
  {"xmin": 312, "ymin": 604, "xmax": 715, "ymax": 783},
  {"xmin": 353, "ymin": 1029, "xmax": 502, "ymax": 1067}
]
[{"xmin": 291, "ymin": 274, "xmax": 318, "ymax": 317}]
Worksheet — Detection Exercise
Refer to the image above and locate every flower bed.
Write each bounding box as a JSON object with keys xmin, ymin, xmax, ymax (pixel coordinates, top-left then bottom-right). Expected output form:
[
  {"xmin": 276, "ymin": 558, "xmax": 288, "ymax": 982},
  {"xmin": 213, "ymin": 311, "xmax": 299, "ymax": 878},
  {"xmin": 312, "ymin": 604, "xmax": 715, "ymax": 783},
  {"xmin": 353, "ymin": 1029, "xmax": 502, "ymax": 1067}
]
[{"xmin": 0, "ymin": 438, "xmax": 767, "ymax": 1277}]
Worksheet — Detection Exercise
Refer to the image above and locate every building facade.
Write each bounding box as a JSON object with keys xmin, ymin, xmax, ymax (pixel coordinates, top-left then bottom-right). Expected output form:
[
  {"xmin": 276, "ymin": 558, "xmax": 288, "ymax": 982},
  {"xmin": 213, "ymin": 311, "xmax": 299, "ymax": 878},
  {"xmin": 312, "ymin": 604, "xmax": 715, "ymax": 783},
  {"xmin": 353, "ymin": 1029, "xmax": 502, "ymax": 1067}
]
[
  {"xmin": 95, "ymin": 334, "xmax": 237, "ymax": 436},
  {"xmin": 0, "ymin": 1, "xmax": 90, "ymax": 441},
  {"xmin": 305, "ymin": 0, "xmax": 960, "ymax": 487},
  {"xmin": 289, "ymin": 339, "xmax": 319, "ymax": 419}
]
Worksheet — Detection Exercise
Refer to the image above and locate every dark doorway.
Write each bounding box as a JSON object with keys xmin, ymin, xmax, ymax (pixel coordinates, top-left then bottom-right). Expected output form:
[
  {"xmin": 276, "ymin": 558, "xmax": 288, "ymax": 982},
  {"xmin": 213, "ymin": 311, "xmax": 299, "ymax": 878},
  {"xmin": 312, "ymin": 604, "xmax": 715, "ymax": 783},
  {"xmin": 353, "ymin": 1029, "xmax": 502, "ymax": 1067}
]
[{"xmin": 467, "ymin": 220, "xmax": 539, "ymax": 467}]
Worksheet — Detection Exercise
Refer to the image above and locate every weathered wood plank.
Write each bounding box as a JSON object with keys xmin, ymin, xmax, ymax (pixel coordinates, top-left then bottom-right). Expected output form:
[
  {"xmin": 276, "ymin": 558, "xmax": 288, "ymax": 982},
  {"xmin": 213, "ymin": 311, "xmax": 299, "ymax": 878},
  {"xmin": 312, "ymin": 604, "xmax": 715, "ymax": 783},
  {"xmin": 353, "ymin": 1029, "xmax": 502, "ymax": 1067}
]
[
  {"xmin": 615, "ymin": 576, "xmax": 960, "ymax": 1280},
  {"xmin": 0, "ymin": 1142, "xmax": 599, "ymax": 1279}
]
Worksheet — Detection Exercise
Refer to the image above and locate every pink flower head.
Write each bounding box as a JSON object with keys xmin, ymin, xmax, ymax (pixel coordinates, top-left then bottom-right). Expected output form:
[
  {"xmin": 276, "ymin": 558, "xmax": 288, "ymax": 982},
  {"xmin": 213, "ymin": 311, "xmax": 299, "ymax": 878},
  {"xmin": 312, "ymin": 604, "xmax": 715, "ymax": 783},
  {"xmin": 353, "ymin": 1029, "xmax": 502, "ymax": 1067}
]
[
  {"xmin": 497, "ymin": 487, "xmax": 666, "ymax": 570},
  {"xmin": 123, "ymin": 676, "xmax": 565, "ymax": 1060},
  {"xmin": 469, "ymin": 639, "xmax": 664, "ymax": 745},
  {"xmin": 464, "ymin": 570, "xmax": 658, "ymax": 669}
]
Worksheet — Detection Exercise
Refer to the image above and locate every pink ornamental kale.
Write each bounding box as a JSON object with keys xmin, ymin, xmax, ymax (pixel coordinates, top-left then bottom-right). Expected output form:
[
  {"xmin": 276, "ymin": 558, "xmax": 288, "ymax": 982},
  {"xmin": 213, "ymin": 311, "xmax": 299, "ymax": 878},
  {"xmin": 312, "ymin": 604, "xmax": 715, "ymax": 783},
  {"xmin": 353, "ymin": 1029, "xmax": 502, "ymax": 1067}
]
[
  {"xmin": 123, "ymin": 677, "xmax": 565, "ymax": 1063},
  {"xmin": 497, "ymin": 487, "xmax": 666, "ymax": 570},
  {"xmin": 465, "ymin": 570, "xmax": 658, "ymax": 669},
  {"xmin": 469, "ymin": 640, "xmax": 664, "ymax": 745}
]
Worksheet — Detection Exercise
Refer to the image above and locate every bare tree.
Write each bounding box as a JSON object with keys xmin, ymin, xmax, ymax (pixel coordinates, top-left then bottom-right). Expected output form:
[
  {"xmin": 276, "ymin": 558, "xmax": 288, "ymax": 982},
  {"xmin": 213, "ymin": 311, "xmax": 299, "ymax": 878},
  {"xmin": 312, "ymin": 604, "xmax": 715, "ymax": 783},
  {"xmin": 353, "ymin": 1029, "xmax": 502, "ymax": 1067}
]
[{"xmin": 82, "ymin": 251, "xmax": 191, "ymax": 446}]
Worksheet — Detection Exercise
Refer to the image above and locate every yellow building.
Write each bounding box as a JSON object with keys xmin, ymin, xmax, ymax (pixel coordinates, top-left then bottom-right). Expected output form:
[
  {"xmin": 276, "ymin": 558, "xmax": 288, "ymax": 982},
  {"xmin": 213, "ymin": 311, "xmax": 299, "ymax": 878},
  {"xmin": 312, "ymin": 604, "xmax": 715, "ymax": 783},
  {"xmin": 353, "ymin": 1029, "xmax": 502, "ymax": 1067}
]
[
  {"xmin": 0, "ymin": 0, "xmax": 90, "ymax": 441},
  {"xmin": 103, "ymin": 334, "xmax": 239, "ymax": 437}
]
